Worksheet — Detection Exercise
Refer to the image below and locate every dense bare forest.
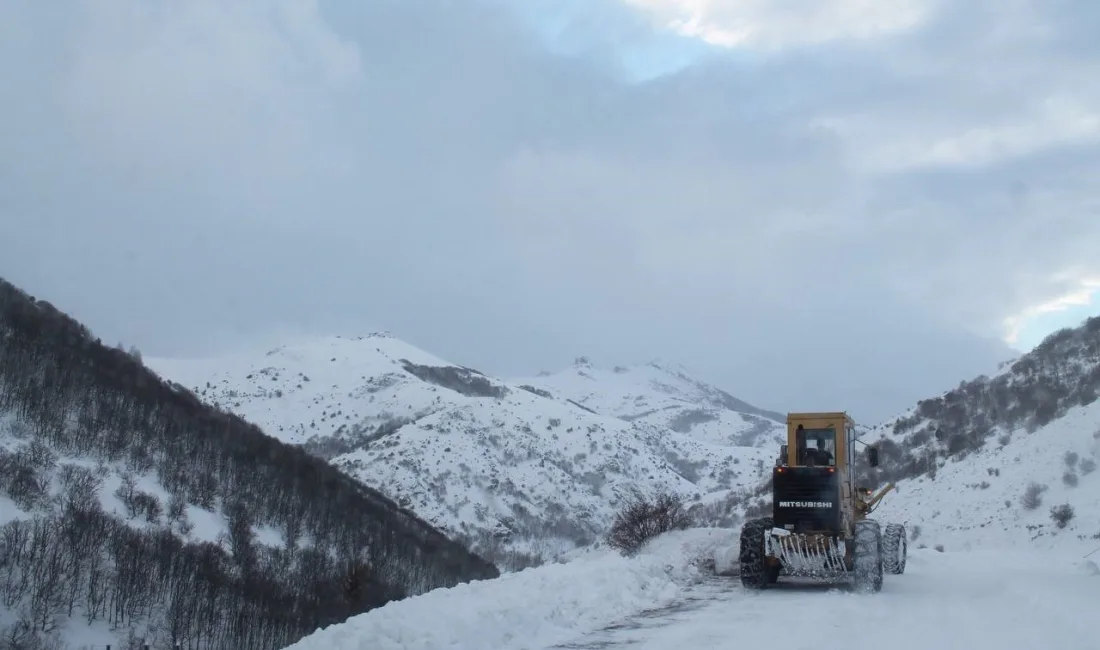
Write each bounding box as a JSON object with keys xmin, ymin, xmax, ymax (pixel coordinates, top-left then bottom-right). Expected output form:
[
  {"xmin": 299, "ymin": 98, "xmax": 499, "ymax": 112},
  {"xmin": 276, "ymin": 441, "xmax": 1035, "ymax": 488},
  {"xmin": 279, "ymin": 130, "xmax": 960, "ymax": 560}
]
[{"xmin": 0, "ymin": 277, "xmax": 499, "ymax": 649}]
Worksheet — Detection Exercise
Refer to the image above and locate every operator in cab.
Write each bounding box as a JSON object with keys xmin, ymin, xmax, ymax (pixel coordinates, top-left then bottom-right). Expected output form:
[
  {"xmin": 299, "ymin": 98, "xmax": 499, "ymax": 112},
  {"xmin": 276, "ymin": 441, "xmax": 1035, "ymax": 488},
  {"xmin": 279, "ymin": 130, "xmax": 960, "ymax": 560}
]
[
  {"xmin": 796, "ymin": 424, "xmax": 834, "ymax": 466},
  {"xmin": 810, "ymin": 437, "xmax": 834, "ymax": 466}
]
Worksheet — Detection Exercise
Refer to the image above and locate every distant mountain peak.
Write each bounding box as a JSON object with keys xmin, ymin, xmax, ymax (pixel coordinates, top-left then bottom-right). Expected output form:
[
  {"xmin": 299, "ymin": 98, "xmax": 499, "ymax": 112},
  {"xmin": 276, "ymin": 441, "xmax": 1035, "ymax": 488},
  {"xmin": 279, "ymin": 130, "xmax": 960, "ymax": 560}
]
[
  {"xmin": 516, "ymin": 359, "xmax": 786, "ymax": 447},
  {"xmin": 644, "ymin": 358, "xmax": 692, "ymax": 375}
]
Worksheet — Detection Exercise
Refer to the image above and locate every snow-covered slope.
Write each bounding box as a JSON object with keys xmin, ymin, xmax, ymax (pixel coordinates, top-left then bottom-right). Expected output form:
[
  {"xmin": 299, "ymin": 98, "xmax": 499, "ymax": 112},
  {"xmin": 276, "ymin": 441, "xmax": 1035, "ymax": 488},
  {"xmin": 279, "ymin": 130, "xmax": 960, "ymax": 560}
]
[
  {"xmin": 0, "ymin": 409, "xmax": 289, "ymax": 649},
  {"xmin": 147, "ymin": 334, "xmax": 775, "ymax": 565},
  {"xmin": 855, "ymin": 317, "xmax": 1100, "ymax": 550},
  {"xmin": 516, "ymin": 358, "xmax": 785, "ymax": 448},
  {"xmin": 0, "ymin": 414, "xmax": 274, "ymax": 550},
  {"xmin": 874, "ymin": 399, "xmax": 1100, "ymax": 553},
  {"xmin": 0, "ymin": 276, "xmax": 495, "ymax": 650}
]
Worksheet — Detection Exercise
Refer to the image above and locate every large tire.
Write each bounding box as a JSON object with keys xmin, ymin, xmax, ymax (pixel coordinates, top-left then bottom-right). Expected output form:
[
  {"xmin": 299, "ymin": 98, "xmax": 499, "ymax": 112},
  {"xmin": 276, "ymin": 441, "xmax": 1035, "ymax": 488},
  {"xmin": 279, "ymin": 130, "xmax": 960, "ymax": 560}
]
[
  {"xmin": 739, "ymin": 517, "xmax": 774, "ymax": 590},
  {"xmin": 852, "ymin": 519, "xmax": 883, "ymax": 593},
  {"xmin": 883, "ymin": 523, "xmax": 907, "ymax": 575}
]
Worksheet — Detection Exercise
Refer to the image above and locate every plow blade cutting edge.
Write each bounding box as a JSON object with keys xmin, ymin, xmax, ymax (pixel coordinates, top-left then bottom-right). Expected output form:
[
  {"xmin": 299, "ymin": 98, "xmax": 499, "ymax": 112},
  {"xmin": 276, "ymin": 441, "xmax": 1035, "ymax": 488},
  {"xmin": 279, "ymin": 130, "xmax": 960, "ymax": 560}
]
[{"xmin": 765, "ymin": 528, "xmax": 849, "ymax": 579}]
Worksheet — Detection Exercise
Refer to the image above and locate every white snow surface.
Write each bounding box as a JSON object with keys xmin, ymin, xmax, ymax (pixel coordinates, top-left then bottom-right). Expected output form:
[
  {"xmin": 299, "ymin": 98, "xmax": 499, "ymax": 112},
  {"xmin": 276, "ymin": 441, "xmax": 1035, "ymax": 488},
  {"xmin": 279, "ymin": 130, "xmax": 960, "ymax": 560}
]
[
  {"xmin": 283, "ymin": 528, "xmax": 1100, "ymax": 650},
  {"xmin": 516, "ymin": 357, "xmax": 786, "ymax": 448},
  {"xmin": 572, "ymin": 547, "xmax": 1100, "ymax": 650},
  {"xmin": 147, "ymin": 334, "xmax": 775, "ymax": 559}
]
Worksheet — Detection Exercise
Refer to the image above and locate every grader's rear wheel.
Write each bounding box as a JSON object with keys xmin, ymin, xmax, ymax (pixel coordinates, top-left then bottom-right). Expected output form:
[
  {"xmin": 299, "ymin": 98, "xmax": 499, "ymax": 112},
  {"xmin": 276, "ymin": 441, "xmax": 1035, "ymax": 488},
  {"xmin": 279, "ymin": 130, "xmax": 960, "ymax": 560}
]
[
  {"xmin": 883, "ymin": 523, "xmax": 907, "ymax": 575},
  {"xmin": 852, "ymin": 519, "xmax": 883, "ymax": 593}
]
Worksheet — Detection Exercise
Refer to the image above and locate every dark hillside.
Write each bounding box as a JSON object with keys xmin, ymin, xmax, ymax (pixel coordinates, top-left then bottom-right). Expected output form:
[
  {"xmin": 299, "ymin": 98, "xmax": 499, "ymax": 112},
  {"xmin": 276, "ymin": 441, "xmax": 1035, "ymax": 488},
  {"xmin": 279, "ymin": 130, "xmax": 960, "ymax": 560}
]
[{"xmin": 0, "ymin": 276, "xmax": 498, "ymax": 650}]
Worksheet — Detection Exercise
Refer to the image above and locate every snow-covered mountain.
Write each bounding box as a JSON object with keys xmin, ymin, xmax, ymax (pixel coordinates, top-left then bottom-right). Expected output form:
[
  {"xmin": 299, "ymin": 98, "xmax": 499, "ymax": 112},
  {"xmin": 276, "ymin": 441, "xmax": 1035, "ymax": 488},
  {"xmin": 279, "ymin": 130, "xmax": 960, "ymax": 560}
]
[
  {"xmin": 514, "ymin": 358, "xmax": 786, "ymax": 449},
  {"xmin": 147, "ymin": 334, "xmax": 777, "ymax": 566}
]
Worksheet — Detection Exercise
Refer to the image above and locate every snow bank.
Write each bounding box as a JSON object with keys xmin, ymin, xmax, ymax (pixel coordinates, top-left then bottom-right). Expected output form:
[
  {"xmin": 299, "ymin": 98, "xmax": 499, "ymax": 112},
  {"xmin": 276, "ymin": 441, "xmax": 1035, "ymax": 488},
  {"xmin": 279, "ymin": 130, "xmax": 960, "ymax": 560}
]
[{"xmin": 283, "ymin": 528, "xmax": 737, "ymax": 650}]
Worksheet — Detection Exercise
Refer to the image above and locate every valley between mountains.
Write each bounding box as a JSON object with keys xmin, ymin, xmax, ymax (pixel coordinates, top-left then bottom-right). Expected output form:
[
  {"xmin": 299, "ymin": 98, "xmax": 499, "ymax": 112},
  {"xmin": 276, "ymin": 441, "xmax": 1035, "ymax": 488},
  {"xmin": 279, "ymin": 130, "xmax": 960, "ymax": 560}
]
[
  {"xmin": 5, "ymin": 273, "xmax": 1100, "ymax": 650},
  {"xmin": 149, "ymin": 315, "xmax": 1100, "ymax": 573}
]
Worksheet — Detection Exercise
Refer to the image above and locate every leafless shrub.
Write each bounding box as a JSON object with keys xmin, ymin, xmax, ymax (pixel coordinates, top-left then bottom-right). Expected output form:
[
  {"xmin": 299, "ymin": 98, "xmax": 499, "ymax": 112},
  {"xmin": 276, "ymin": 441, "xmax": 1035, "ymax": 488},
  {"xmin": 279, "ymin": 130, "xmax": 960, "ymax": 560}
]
[
  {"xmin": 605, "ymin": 490, "xmax": 692, "ymax": 555},
  {"xmin": 1020, "ymin": 482, "xmax": 1046, "ymax": 510},
  {"xmin": 1050, "ymin": 503, "xmax": 1075, "ymax": 529}
]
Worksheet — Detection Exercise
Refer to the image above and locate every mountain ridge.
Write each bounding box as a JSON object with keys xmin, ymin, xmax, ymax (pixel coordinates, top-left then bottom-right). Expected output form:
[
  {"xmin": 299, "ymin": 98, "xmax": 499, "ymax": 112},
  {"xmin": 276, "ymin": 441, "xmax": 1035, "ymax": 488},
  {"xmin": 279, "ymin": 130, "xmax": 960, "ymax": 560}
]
[
  {"xmin": 514, "ymin": 357, "xmax": 786, "ymax": 448},
  {"xmin": 147, "ymin": 334, "xmax": 782, "ymax": 567}
]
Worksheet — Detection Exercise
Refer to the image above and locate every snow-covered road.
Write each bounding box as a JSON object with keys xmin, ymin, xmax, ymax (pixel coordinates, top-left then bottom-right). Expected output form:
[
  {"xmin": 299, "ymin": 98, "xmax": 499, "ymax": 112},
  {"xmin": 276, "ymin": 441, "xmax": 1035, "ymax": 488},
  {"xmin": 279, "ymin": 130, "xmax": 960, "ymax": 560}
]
[
  {"xmin": 555, "ymin": 548, "xmax": 1100, "ymax": 650},
  {"xmin": 283, "ymin": 529, "xmax": 1100, "ymax": 650}
]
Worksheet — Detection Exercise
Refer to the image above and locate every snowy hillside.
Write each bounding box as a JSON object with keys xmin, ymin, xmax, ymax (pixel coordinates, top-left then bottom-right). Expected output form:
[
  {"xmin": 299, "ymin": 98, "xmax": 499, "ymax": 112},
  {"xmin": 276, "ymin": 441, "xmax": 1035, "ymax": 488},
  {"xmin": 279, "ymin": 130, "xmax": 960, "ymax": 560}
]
[
  {"xmin": 0, "ymin": 279, "xmax": 494, "ymax": 650},
  {"xmin": 516, "ymin": 357, "xmax": 786, "ymax": 448},
  {"xmin": 874, "ymin": 398, "xmax": 1100, "ymax": 553},
  {"xmin": 852, "ymin": 317, "xmax": 1100, "ymax": 550},
  {"xmin": 863, "ymin": 317, "xmax": 1100, "ymax": 481},
  {"xmin": 147, "ymin": 334, "xmax": 776, "ymax": 566},
  {"xmin": 0, "ymin": 411, "xmax": 277, "ymax": 648}
]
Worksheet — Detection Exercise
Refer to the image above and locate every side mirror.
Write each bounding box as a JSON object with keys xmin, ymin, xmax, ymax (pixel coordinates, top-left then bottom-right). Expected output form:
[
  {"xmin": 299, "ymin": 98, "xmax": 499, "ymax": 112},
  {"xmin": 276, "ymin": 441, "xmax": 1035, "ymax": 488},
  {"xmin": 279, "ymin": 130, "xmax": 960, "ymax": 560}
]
[
  {"xmin": 779, "ymin": 444, "xmax": 788, "ymax": 466},
  {"xmin": 866, "ymin": 446, "xmax": 879, "ymax": 468}
]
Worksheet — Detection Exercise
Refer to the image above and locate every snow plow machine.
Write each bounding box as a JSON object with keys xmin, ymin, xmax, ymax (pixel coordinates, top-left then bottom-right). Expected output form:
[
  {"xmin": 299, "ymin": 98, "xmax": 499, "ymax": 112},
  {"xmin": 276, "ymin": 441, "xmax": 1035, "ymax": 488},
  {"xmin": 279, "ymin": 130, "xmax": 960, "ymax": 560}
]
[{"xmin": 738, "ymin": 411, "xmax": 906, "ymax": 593}]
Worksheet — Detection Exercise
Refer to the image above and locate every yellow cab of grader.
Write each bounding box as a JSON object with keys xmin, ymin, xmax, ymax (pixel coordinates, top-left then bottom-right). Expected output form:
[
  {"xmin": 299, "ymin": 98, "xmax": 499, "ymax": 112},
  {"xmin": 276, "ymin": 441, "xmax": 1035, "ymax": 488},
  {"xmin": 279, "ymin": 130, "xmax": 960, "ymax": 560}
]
[{"xmin": 737, "ymin": 411, "xmax": 907, "ymax": 593}]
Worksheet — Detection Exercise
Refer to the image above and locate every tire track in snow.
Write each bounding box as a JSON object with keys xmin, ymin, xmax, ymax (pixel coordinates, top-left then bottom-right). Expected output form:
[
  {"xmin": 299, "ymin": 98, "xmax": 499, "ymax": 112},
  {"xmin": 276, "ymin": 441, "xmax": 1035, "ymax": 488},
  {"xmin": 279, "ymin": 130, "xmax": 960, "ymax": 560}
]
[{"xmin": 549, "ymin": 549, "xmax": 1100, "ymax": 650}]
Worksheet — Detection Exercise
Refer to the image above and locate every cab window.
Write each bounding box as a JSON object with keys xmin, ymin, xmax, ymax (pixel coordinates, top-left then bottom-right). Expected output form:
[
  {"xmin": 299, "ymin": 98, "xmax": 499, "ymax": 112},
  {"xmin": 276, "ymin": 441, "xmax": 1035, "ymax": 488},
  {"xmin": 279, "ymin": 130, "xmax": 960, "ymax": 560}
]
[{"xmin": 795, "ymin": 425, "xmax": 836, "ymax": 466}]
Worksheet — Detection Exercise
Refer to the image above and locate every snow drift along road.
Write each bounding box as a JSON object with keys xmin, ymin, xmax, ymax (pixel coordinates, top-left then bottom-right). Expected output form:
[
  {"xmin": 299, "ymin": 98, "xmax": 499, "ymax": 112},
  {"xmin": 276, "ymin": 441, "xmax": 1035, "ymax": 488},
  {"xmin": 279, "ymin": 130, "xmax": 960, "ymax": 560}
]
[
  {"xmin": 281, "ymin": 529, "xmax": 736, "ymax": 650},
  {"xmin": 283, "ymin": 529, "xmax": 1099, "ymax": 650}
]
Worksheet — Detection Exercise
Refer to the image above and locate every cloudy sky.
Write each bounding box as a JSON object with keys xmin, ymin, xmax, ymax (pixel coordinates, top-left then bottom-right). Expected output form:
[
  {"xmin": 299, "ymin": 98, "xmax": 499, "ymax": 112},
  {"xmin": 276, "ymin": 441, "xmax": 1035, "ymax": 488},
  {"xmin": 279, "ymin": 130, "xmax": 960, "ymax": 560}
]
[{"xmin": 3, "ymin": 0, "xmax": 1099, "ymax": 422}]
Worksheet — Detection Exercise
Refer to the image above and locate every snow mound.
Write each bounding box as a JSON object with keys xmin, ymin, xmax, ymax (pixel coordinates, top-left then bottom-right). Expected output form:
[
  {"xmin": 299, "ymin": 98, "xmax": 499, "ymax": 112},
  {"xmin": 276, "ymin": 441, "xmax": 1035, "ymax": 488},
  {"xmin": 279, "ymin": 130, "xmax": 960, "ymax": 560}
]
[{"xmin": 283, "ymin": 528, "xmax": 736, "ymax": 650}]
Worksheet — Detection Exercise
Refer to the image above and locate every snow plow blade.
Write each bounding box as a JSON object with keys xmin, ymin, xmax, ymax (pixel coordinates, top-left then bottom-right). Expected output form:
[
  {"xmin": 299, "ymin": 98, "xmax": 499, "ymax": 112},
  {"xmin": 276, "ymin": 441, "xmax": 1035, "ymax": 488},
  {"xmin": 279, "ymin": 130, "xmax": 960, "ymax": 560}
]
[{"xmin": 765, "ymin": 528, "xmax": 848, "ymax": 579}]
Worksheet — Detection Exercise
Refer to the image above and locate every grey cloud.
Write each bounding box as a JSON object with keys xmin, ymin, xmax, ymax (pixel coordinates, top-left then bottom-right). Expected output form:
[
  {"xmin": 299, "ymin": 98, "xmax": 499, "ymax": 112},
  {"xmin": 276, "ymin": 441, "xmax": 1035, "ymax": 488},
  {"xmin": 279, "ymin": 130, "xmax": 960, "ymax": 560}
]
[{"xmin": 2, "ymin": 0, "xmax": 1096, "ymax": 421}]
